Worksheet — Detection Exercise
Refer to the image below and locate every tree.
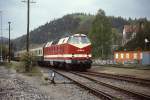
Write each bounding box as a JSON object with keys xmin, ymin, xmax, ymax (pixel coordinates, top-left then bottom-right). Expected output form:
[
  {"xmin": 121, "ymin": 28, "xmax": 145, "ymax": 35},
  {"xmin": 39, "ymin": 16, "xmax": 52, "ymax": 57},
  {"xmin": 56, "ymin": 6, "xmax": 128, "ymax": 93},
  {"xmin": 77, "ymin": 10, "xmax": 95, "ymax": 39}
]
[
  {"xmin": 0, "ymin": 44, "xmax": 9, "ymax": 60},
  {"xmin": 124, "ymin": 19, "xmax": 150, "ymax": 50},
  {"xmin": 21, "ymin": 52, "xmax": 36, "ymax": 72},
  {"xmin": 89, "ymin": 9, "xmax": 112, "ymax": 58},
  {"xmin": 111, "ymin": 28, "xmax": 122, "ymax": 45}
]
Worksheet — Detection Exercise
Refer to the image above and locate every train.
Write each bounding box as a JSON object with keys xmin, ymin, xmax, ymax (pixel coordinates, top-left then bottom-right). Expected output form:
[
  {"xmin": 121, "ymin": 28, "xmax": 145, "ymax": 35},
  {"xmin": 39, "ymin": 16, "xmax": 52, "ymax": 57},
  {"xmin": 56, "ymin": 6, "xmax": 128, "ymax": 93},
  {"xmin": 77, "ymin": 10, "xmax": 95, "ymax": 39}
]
[{"xmin": 15, "ymin": 34, "xmax": 92, "ymax": 70}]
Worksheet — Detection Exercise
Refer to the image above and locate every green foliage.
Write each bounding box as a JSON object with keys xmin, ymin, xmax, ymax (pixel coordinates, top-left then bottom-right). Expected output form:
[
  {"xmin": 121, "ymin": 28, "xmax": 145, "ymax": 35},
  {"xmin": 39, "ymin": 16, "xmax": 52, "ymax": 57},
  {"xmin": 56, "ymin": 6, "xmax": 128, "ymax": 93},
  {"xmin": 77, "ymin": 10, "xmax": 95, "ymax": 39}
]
[
  {"xmin": 21, "ymin": 52, "xmax": 36, "ymax": 72},
  {"xmin": 89, "ymin": 9, "xmax": 112, "ymax": 58},
  {"xmin": 75, "ymin": 14, "xmax": 95, "ymax": 34},
  {"xmin": 3, "ymin": 61, "xmax": 42, "ymax": 76},
  {"xmin": 108, "ymin": 16, "xmax": 129, "ymax": 33},
  {"xmin": 0, "ymin": 44, "xmax": 9, "ymax": 60},
  {"xmin": 25, "ymin": 66, "xmax": 42, "ymax": 76},
  {"xmin": 111, "ymin": 28, "xmax": 122, "ymax": 45}
]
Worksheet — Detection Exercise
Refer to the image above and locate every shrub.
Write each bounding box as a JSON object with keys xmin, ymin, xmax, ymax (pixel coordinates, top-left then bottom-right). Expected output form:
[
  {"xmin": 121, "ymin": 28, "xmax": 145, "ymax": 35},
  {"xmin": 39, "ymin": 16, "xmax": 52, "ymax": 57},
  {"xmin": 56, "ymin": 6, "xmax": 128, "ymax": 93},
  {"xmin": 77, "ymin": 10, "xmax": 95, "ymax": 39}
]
[{"xmin": 20, "ymin": 52, "xmax": 36, "ymax": 72}]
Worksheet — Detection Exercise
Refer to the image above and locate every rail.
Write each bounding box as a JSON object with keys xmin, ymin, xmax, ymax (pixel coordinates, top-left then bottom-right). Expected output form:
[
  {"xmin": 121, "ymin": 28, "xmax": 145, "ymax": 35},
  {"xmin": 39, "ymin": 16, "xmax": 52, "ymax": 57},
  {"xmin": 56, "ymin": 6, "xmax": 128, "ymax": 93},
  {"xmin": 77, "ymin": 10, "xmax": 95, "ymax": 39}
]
[
  {"xmin": 52, "ymin": 69, "xmax": 117, "ymax": 100},
  {"xmin": 71, "ymin": 71, "xmax": 150, "ymax": 100}
]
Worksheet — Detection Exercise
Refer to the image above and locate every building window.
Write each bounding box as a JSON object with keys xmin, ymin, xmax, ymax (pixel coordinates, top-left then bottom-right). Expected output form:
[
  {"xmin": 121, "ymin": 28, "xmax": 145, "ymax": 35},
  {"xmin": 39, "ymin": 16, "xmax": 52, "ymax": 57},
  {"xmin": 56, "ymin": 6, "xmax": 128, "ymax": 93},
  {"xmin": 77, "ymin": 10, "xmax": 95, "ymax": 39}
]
[
  {"xmin": 39, "ymin": 50, "xmax": 40, "ymax": 55},
  {"xmin": 121, "ymin": 53, "xmax": 124, "ymax": 59},
  {"xmin": 134, "ymin": 53, "xmax": 137, "ymax": 59},
  {"xmin": 115, "ymin": 53, "xmax": 118, "ymax": 59},
  {"xmin": 126, "ymin": 53, "xmax": 129, "ymax": 59}
]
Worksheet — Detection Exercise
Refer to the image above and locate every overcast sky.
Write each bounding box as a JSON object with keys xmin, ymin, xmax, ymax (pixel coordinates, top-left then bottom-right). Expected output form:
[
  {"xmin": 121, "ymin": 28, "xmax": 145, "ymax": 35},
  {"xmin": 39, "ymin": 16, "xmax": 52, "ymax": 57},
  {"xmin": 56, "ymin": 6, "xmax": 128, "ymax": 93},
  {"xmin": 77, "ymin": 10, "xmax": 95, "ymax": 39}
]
[{"xmin": 0, "ymin": 0, "xmax": 150, "ymax": 39}]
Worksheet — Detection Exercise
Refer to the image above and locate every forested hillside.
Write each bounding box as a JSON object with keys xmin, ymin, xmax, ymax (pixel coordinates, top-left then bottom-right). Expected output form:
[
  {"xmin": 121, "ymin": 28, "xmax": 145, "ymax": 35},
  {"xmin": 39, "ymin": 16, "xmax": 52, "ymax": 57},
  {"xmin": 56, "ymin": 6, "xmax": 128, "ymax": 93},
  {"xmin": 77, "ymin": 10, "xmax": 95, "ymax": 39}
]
[
  {"xmin": 13, "ymin": 13, "xmax": 149, "ymax": 50},
  {"xmin": 13, "ymin": 13, "xmax": 95, "ymax": 50},
  {"xmin": 12, "ymin": 12, "xmax": 143, "ymax": 51},
  {"xmin": 0, "ymin": 37, "xmax": 9, "ymax": 45}
]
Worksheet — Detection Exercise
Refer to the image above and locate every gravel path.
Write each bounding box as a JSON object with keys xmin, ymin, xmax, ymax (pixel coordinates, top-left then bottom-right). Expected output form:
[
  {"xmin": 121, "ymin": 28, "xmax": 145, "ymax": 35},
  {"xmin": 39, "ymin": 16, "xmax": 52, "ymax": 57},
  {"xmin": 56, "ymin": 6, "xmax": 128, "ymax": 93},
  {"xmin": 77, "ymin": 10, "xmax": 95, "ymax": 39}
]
[
  {"xmin": 0, "ymin": 66, "xmax": 99, "ymax": 100},
  {"xmin": 0, "ymin": 66, "xmax": 49, "ymax": 100}
]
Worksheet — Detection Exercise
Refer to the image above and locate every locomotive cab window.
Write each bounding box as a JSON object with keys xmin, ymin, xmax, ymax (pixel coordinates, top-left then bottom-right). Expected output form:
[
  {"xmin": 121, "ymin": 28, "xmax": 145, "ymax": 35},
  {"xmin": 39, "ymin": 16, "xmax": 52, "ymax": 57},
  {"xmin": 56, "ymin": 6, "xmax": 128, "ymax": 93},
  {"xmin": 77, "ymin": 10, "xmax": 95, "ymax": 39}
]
[
  {"xmin": 68, "ymin": 36, "xmax": 90, "ymax": 44},
  {"xmin": 81, "ymin": 36, "xmax": 90, "ymax": 44}
]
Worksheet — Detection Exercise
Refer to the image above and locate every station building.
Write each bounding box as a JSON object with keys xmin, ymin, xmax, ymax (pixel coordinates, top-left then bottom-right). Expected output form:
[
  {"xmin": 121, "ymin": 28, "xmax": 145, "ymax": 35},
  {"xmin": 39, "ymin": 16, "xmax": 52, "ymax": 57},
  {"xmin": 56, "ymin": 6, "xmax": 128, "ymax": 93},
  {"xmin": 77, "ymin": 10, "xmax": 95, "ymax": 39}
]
[{"xmin": 114, "ymin": 50, "xmax": 150, "ymax": 65}]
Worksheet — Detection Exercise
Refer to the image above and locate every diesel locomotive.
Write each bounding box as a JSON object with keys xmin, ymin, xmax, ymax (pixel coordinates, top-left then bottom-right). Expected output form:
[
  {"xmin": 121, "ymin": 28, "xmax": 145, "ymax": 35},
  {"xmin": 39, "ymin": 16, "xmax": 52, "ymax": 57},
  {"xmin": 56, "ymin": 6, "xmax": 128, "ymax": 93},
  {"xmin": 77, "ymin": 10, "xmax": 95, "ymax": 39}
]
[{"xmin": 15, "ymin": 34, "xmax": 92, "ymax": 70}]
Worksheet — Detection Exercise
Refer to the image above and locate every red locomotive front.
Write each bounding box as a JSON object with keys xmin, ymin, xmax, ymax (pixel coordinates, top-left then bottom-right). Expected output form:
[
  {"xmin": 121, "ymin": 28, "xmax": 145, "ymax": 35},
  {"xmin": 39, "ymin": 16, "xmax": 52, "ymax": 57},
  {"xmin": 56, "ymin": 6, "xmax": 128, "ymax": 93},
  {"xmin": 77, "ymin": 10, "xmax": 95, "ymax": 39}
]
[{"xmin": 44, "ymin": 34, "xmax": 92, "ymax": 70}]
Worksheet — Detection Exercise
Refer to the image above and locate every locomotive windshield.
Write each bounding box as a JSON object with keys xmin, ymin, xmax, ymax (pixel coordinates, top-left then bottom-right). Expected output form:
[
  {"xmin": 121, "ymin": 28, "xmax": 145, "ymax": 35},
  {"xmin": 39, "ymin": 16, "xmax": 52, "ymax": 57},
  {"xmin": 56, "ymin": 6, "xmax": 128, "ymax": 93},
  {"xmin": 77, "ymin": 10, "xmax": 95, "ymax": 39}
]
[{"xmin": 68, "ymin": 36, "xmax": 90, "ymax": 44}]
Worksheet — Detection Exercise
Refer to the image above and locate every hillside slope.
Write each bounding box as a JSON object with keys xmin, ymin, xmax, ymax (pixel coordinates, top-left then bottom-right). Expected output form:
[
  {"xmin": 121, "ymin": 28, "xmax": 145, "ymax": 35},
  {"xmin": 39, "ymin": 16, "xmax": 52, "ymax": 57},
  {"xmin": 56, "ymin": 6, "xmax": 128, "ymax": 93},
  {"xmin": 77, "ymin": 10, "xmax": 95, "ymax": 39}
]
[
  {"xmin": 0, "ymin": 37, "xmax": 9, "ymax": 45},
  {"xmin": 13, "ymin": 13, "xmax": 128, "ymax": 50}
]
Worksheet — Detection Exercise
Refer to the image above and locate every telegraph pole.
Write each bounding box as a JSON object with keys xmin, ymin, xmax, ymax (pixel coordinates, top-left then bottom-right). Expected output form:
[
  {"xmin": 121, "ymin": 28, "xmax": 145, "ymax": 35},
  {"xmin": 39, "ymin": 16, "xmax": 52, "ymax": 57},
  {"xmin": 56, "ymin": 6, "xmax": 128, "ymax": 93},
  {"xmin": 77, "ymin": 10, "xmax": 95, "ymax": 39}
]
[
  {"xmin": 22, "ymin": 0, "xmax": 36, "ymax": 52},
  {"xmin": 0, "ymin": 11, "xmax": 3, "ymax": 62},
  {"xmin": 8, "ymin": 21, "xmax": 11, "ymax": 63}
]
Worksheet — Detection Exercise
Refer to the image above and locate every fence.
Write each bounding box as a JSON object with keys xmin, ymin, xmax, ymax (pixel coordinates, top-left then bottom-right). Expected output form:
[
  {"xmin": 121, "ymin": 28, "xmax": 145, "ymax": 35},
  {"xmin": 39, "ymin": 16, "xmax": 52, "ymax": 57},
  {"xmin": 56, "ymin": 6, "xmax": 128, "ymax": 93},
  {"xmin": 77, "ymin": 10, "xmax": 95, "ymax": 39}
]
[{"xmin": 92, "ymin": 59, "xmax": 114, "ymax": 65}]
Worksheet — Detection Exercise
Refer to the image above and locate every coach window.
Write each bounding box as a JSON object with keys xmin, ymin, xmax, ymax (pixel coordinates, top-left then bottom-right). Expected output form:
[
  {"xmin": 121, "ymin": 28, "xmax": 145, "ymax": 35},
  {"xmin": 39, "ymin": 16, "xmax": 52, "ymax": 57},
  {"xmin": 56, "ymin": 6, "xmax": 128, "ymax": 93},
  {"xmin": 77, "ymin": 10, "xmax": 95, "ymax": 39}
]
[
  {"xmin": 40, "ymin": 50, "xmax": 42, "ymax": 55},
  {"xmin": 38, "ymin": 50, "xmax": 40, "ymax": 55}
]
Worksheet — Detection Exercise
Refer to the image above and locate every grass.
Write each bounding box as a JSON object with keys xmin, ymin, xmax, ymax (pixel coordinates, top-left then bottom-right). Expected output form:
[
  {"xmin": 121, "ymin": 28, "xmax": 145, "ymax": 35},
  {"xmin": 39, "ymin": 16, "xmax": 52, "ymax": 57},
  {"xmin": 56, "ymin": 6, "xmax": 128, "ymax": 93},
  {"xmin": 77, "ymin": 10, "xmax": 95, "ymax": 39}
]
[
  {"xmin": 91, "ymin": 64, "xmax": 150, "ymax": 79},
  {"xmin": 0, "ymin": 61, "xmax": 13, "ymax": 69},
  {"xmin": 24, "ymin": 66, "xmax": 42, "ymax": 76},
  {"xmin": 0, "ymin": 62, "xmax": 5, "ymax": 66},
  {"xmin": 92, "ymin": 63, "xmax": 150, "ymax": 70},
  {"xmin": 109, "ymin": 64, "xmax": 150, "ymax": 69},
  {"xmin": 3, "ymin": 61, "xmax": 42, "ymax": 77}
]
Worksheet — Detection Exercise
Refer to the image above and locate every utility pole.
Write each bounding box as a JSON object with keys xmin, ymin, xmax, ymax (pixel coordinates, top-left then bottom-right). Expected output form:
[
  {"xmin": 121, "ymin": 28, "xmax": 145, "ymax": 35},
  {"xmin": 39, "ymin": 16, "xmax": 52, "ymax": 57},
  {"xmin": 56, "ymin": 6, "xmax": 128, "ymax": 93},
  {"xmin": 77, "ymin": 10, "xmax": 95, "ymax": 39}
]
[
  {"xmin": 101, "ymin": 45, "xmax": 103, "ymax": 59},
  {"xmin": 8, "ymin": 21, "xmax": 11, "ymax": 63},
  {"xmin": 0, "ymin": 11, "xmax": 3, "ymax": 62},
  {"xmin": 22, "ymin": 0, "xmax": 36, "ymax": 52}
]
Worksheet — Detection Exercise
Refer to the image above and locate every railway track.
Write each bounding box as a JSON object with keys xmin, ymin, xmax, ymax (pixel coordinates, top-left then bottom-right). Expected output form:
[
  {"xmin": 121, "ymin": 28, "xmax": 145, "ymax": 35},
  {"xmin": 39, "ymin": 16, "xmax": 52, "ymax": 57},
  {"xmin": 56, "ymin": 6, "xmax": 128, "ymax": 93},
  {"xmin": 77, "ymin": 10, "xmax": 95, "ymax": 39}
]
[
  {"xmin": 52, "ymin": 69, "xmax": 115, "ymax": 100},
  {"xmin": 82, "ymin": 71, "xmax": 150, "ymax": 86},
  {"xmin": 71, "ymin": 71, "xmax": 150, "ymax": 100},
  {"xmin": 50, "ymin": 69, "xmax": 150, "ymax": 100}
]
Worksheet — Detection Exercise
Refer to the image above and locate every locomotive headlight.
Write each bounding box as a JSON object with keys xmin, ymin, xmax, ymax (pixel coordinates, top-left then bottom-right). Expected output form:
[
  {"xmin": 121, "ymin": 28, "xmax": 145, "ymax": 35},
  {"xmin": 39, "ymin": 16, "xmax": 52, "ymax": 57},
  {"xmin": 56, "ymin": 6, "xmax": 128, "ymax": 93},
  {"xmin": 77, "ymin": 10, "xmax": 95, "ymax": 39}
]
[
  {"xmin": 87, "ymin": 54, "xmax": 91, "ymax": 58},
  {"xmin": 88, "ymin": 54, "xmax": 92, "ymax": 57}
]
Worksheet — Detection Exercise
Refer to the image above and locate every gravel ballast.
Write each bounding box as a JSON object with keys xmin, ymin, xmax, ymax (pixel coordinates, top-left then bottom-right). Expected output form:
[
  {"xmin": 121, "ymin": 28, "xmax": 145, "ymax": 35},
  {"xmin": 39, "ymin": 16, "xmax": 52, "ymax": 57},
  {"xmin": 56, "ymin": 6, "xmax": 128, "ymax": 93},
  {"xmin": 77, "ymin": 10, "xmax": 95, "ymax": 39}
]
[{"xmin": 0, "ymin": 66, "xmax": 99, "ymax": 100}]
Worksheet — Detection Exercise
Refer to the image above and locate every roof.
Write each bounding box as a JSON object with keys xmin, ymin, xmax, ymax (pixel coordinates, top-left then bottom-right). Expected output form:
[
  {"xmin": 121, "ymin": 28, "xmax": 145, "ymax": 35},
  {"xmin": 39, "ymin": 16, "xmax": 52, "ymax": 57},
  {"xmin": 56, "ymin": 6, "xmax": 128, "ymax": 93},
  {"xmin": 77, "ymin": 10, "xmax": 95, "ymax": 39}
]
[{"xmin": 45, "ymin": 41, "xmax": 53, "ymax": 47}]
